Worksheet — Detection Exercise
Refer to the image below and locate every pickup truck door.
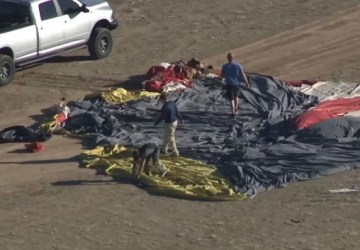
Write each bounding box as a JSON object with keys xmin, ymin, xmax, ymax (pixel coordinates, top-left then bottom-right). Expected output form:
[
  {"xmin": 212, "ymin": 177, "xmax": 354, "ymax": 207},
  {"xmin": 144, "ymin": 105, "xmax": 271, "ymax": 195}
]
[
  {"xmin": 56, "ymin": 0, "xmax": 91, "ymax": 46},
  {"xmin": 12, "ymin": 25, "xmax": 38, "ymax": 62},
  {"xmin": 31, "ymin": 0, "xmax": 66, "ymax": 55}
]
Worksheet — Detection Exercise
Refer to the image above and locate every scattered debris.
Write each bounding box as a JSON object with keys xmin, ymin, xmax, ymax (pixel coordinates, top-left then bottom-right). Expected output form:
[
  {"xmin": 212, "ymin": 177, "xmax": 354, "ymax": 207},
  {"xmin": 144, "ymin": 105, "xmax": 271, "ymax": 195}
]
[
  {"xmin": 329, "ymin": 186, "xmax": 358, "ymax": 193},
  {"xmin": 24, "ymin": 141, "xmax": 45, "ymax": 153}
]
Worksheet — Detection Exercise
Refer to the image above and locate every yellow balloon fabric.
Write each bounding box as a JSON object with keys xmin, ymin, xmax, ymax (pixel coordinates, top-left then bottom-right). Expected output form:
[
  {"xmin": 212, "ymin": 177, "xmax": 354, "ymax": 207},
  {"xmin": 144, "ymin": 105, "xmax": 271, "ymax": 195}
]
[
  {"xmin": 80, "ymin": 145, "xmax": 246, "ymax": 201},
  {"xmin": 85, "ymin": 87, "xmax": 160, "ymax": 104}
]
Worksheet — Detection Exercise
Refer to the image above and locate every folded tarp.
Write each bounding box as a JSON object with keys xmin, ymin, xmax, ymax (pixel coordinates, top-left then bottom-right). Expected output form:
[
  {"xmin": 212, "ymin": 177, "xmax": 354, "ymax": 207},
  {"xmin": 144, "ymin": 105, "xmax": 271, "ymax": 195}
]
[
  {"xmin": 144, "ymin": 79, "xmax": 189, "ymax": 93},
  {"xmin": 297, "ymin": 81, "xmax": 360, "ymax": 101},
  {"xmin": 284, "ymin": 80, "xmax": 318, "ymax": 87},
  {"xmin": 290, "ymin": 96, "xmax": 360, "ymax": 130},
  {"xmin": 143, "ymin": 62, "xmax": 198, "ymax": 92},
  {"xmin": 80, "ymin": 145, "xmax": 245, "ymax": 201},
  {"xmin": 295, "ymin": 116, "xmax": 360, "ymax": 141}
]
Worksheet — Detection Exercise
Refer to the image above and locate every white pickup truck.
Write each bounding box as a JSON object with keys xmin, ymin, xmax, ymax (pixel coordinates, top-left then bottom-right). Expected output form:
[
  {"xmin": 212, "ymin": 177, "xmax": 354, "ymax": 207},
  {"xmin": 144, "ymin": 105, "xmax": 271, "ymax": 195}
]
[{"xmin": 0, "ymin": 0, "xmax": 119, "ymax": 86}]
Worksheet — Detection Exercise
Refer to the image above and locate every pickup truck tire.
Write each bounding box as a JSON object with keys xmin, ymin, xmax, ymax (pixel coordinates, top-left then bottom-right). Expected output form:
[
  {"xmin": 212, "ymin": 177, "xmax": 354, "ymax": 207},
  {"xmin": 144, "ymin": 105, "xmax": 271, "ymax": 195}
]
[
  {"xmin": 88, "ymin": 28, "xmax": 113, "ymax": 60},
  {"xmin": 0, "ymin": 55, "xmax": 15, "ymax": 87}
]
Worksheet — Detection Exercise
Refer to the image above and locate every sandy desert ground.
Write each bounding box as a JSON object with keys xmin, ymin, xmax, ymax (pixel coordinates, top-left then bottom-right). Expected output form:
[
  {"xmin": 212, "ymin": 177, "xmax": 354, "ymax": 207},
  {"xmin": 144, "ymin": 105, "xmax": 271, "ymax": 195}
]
[{"xmin": 1, "ymin": 0, "xmax": 360, "ymax": 249}]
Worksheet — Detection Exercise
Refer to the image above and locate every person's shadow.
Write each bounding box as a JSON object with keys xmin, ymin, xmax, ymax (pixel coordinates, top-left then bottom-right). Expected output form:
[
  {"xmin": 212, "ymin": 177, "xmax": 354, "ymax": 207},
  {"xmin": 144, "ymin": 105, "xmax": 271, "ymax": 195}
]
[
  {"xmin": 16, "ymin": 54, "xmax": 92, "ymax": 72},
  {"xmin": 103, "ymin": 74, "xmax": 147, "ymax": 90},
  {"xmin": 43, "ymin": 55, "xmax": 92, "ymax": 63}
]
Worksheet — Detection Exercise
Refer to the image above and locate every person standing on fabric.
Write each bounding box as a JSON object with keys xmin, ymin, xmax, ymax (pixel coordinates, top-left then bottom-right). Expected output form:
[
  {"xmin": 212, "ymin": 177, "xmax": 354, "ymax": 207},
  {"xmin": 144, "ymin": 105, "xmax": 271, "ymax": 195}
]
[
  {"xmin": 154, "ymin": 93, "xmax": 183, "ymax": 157},
  {"xmin": 221, "ymin": 52, "xmax": 250, "ymax": 117}
]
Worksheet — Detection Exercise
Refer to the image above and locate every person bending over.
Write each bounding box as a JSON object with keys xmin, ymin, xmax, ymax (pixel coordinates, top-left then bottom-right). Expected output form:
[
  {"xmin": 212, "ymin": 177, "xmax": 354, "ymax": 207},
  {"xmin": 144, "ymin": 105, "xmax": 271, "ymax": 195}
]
[{"xmin": 132, "ymin": 143, "xmax": 167, "ymax": 178}]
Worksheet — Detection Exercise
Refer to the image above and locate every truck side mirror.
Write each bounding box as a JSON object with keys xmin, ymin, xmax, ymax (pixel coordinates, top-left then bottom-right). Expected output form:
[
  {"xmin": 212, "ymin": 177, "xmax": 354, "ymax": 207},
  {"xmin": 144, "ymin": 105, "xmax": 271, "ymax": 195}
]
[{"xmin": 80, "ymin": 4, "xmax": 89, "ymax": 13}]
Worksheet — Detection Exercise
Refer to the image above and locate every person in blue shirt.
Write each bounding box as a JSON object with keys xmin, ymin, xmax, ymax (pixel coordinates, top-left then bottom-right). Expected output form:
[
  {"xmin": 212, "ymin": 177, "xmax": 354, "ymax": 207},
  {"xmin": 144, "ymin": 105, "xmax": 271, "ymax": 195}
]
[
  {"xmin": 221, "ymin": 52, "xmax": 250, "ymax": 117},
  {"xmin": 154, "ymin": 93, "xmax": 183, "ymax": 157}
]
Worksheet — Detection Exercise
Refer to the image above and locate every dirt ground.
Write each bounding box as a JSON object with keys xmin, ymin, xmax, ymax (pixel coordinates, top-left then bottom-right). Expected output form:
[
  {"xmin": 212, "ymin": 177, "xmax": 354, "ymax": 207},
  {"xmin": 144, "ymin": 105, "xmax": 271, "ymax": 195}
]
[{"xmin": 1, "ymin": 1, "xmax": 360, "ymax": 249}]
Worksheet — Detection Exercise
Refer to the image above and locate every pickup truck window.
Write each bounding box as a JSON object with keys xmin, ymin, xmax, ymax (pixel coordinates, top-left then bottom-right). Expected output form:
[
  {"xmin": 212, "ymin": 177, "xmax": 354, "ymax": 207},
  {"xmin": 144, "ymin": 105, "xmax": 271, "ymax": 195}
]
[
  {"xmin": 0, "ymin": 2, "xmax": 32, "ymax": 33},
  {"xmin": 58, "ymin": 0, "xmax": 80, "ymax": 15},
  {"xmin": 39, "ymin": 1, "xmax": 58, "ymax": 21}
]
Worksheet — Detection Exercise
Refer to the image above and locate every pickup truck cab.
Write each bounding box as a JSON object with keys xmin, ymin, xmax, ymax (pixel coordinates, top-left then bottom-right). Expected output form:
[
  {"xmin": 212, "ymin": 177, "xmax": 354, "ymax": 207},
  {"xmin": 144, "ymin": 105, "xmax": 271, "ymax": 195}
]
[{"xmin": 0, "ymin": 0, "xmax": 118, "ymax": 86}]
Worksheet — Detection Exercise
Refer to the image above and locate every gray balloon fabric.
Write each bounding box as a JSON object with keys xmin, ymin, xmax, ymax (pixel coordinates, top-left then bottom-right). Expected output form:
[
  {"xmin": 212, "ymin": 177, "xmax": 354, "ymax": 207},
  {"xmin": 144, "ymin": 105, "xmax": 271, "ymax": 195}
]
[{"xmin": 64, "ymin": 73, "xmax": 360, "ymax": 196}]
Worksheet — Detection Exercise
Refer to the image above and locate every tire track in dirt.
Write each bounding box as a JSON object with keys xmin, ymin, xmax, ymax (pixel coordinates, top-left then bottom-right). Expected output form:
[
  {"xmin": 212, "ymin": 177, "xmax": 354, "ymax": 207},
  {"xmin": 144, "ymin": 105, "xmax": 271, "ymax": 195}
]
[
  {"xmin": 206, "ymin": 6, "xmax": 360, "ymax": 81},
  {"xmin": 16, "ymin": 72, "xmax": 119, "ymax": 91}
]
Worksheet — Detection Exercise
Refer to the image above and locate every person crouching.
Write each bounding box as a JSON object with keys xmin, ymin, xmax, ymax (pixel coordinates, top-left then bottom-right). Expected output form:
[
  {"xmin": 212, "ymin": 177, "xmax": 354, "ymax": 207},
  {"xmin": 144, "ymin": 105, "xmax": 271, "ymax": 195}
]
[{"xmin": 132, "ymin": 143, "xmax": 167, "ymax": 178}]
